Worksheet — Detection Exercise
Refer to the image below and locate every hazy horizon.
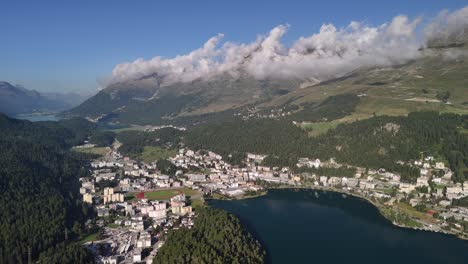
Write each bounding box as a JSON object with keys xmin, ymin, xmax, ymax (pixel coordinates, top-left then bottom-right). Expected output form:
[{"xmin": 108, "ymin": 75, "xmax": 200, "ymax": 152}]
[{"xmin": 1, "ymin": 0, "xmax": 467, "ymax": 94}]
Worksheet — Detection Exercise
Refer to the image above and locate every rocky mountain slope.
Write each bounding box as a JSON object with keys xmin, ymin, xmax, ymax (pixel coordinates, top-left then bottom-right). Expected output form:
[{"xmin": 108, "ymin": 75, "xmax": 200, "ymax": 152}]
[
  {"xmin": 65, "ymin": 45, "xmax": 468, "ymax": 125},
  {"xmin": 65, "ymin": 72, "xmax": 302, "ymax": 123}
]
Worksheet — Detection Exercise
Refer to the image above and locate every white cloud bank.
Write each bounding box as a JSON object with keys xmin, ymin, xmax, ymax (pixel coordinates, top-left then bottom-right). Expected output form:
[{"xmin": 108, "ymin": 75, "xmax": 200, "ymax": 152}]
[{"xmin": 108, "ymin": 6, "xmax": 468, "ymax": 87}]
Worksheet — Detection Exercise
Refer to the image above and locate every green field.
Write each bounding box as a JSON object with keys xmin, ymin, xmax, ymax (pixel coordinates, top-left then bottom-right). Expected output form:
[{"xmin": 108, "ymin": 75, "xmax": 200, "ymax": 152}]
[
  {"xmin": 73, "ymin": 146, "xmax": 110, "ymax": 156},
  {"xmin": 300, "ymin": 112, "xmax": 380, "ymax": 137},
  {"xmin": 297, "ymin": 94, "xmax": 468, "ymax": 135},
  {"xmin": 144, "ymin": 189, "xmax": 184, "ymax": 200},
  {"xmin": 355, "ymin": 96, "xmax": 468, "ymax": 117},
  {"xmin": 108, "ymin": 125, "xmax": 148, "ymax": 133},
  {"xmin": 191, "ymin": 198, "xmax": 205, "ymax": 208},
  {"xmin": 302, "ymin": 120, "xmax": 341, "ymax": 137},
  {"xmin": 130, "ymin": 188, "xmax": 203, "ymax": 203},
  {"xmin": 140, "ymin": 146, "xmax": 177, "ymax": 163},
  {"xmin": 80, "ymin": 231, "xmax": 99, "ymax": 243},
  {"xmin": 395, "ymin": 202, "xmax": 436, "ymax": 223},
  {"xmin": 266, "ymin": 49, "xmax": 468, "ymax": 122},
  {"xmin": 107, "ymin": 223, "xmax": 120, "ymax": 229}
]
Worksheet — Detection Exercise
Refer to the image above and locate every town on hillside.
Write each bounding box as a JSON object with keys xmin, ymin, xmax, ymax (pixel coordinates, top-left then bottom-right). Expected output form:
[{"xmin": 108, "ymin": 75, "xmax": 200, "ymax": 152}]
[{"xmin": 79, "ymin": 141, "xmax": 468, "ymax": 263}]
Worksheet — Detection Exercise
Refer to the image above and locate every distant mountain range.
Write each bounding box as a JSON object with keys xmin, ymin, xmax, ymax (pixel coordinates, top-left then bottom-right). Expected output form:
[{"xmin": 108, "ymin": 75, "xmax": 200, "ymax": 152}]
[
  {"xmin": 64, "ymin": 44, "xmax": 468, "ymax": 126},
  {"xmin": 65, "ymin": 71, "xmax": 303, "ymax": 123},
  {"xmin": 0, "ymin": 81, "xmax": 89, "ymax": 116}
]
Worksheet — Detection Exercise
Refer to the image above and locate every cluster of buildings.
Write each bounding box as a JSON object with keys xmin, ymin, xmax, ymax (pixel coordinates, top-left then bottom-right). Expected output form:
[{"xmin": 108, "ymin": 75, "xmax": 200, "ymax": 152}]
[
  {"xmin": 103, "ymin": 188, "xmax": 125, "ymax": 204},
  {"xmin": 79, "ymin": 147, "xmax": 300, "ymax": 262},
  {"xmin": 170, "ymin": 194, "xmax": 193, "ymax": 216},
  {"xmin": 141, "ymin": 125, "xmax": 186, "ymax": 132},
  {"xmin": 233, "ymin": 106, "xmax": 293, "ymax": 120},
  {"xmin": 300, "ymin": 156, "xmax": 468, "ymax": 235},
  {"xmin": 80, "ymin": 149, "xmax": 196, "ymax": 263},
  {"xmin": 79, "ymin": 136, "xmax": 468, "ymax": 263},
  {"xmin": 169, "ymin": 149, "xmax": 302, "ymax": 197}
]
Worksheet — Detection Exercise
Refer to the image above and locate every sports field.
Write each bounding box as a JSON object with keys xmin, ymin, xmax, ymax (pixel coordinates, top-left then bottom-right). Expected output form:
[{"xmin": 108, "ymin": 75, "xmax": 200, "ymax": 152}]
[
  {"xmin": 144, "ymin": 189, "xmax": 184, "ymax": 200},
  {"xmin": 132, "ymin": 188, "xmax": 201, "ymax": 201}
]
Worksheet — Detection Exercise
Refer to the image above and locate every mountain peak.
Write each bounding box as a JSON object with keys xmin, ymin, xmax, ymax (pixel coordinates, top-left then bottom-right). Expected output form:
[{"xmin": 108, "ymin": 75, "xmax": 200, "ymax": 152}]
[{"xmin": 0, "ymin": 81, "xmax": 88, "ymax": 116}]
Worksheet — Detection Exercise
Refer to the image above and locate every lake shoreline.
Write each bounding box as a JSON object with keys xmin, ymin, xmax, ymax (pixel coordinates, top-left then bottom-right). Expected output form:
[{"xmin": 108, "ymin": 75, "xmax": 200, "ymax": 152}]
[
  {"xmin": 210, "ymin": 188, "xmax": 468, "ymax": 264},
  {"xmin": 212, "ymin": 184, "xmax": 468, "ymax": 241},
  {"xmin": 276, "ymin": 185, "xmax": 468, "ymax": 241}
]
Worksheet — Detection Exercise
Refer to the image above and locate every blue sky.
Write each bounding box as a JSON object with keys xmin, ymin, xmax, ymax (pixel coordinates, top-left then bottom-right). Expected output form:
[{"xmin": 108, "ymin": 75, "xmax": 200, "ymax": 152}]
[{"xmin": 1, "ymin": 0, "xmax": 466, "ymax": 94}]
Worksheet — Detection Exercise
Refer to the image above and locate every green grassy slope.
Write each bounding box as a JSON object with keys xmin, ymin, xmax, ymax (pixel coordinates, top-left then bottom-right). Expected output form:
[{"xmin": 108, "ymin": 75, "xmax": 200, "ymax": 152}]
[
  {"xmin": 66, "ymin": 47, "xmax": 468, "ymax": 126},
  {"xmin": 271, "ymin": 48, "xmax": 468, "ymax": 120}
]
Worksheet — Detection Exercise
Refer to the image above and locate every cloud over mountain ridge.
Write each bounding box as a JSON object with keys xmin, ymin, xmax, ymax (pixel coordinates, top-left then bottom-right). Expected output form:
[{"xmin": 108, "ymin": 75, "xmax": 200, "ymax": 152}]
[{"xmin": 108, "ymin": 6, "xmax": 468, "ymax": 87}]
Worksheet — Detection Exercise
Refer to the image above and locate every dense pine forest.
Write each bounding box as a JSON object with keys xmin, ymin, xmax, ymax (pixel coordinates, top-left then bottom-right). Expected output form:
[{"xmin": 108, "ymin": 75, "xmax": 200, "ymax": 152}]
[
  {"xmin": 185, "ymin": 119, "xmax": 308, "ymax": 165},
  {"xmin": 153, "ymin": 207, "xmax": 265, "ymax": 264},
  {"xmin": 89, "ymin": 130, "xmax": 116, "ymax": 147},
  {"xmin": 309, "ymin": 112, "xmax": 468, "ymax": 182},
  {"xmin": 0, "ymin": 114, "xmax": 96, "ymax": 263},
  {"xmin": 116, "ymin": 128, "xmax": 183, "ymax": 158}
]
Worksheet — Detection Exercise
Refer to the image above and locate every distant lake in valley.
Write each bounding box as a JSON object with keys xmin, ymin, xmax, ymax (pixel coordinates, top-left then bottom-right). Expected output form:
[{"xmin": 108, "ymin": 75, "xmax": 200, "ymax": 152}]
[
  {"xmin": 210, "ymin": 189, "xmax": 468, "ymax": 264},
  {"xmin": 15, "ymin": 113, "xmax": 58, "ymax": 122}
]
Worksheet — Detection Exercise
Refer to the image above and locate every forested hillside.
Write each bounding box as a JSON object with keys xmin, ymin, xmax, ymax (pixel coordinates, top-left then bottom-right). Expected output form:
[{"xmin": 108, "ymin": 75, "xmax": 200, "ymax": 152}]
[
  {"xmin": 0, "ymin": 114, "xmax": 96, "ymax": 263},
  {"xmin": 153, "ymin": 207, "xmax": 265, "ymax": 264},
  {"xmin": 185, "ymin": 112, "xmax": 468, "ymax": 183},
  {"xmin": 309, "ymin": 112, "xmax": 468, "ymax": 182},
  {"xmin": 113, "ymin": 112, "xmax": 468, "ymax": 183},
  {"xmin": 185, "ymin": 119, "xmax": 308, "ymax": 165},
  {"xmin": 116, "ymin": 128, "xmax": 183, "ymax": 159}
]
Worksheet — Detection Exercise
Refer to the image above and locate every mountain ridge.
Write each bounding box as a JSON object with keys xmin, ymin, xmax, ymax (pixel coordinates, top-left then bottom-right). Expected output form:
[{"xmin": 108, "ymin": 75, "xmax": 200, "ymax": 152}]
[
  {"xmin": 65, "ymin": 45, "xmax": 468, "ymax": 125},
  {"xmin": 0, "ymin": 81, "xmax": 88, "ymax": 116}
]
